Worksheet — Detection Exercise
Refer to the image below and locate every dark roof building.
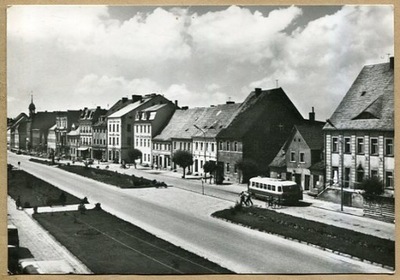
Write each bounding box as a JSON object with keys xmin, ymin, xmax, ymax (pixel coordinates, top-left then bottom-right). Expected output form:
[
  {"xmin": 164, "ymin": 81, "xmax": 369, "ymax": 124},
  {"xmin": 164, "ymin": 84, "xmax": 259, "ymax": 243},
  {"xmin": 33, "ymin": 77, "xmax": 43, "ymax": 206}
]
[{"xmin": 217, "ymin": 87, "xmax": 305, "ymax": 183}]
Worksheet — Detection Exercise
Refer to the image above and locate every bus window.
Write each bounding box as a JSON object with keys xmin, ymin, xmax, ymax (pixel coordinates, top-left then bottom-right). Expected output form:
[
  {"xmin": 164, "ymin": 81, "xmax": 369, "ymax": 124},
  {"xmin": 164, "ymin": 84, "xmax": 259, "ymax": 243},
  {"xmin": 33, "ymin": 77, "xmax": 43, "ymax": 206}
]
[
  {"xmin": 278, "ymin": 186, "xmax": 282, "ymax": 192},
  {"xmin": 272, "ymin": 186, "xmax": 276, "ymax": 191},
  {"xmin": 252, "ymin": 182, "xmax": 255, "ymax": 186},
  {"xmin": 256, "ymin": 183, "xmax": 259, "ymax": 188},
  {"xmin": 267, "ymin": 185, "xmax": 271, "ymax": 190}
]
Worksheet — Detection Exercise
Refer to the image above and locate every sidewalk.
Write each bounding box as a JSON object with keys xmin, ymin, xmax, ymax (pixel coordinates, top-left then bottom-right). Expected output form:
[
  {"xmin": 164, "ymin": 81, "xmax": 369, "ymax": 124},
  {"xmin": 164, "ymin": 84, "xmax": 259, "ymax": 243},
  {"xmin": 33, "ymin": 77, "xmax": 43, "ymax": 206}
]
[{"xmin": 7, "ymin": 197, "xmax": 92, "ymax": 274}]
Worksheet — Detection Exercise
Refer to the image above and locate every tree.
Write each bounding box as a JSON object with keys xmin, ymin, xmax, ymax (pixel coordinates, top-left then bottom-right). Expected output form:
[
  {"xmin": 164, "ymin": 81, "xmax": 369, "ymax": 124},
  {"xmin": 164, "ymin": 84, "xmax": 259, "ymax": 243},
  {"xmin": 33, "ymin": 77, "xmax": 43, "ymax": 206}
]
[
  {"xmin": 203, "ymin": 161, "xmax": 217, "ymax": 183},
  {"xmin": 359, "ymin": 177, "xmax": 384, "ymax": 199},
  {"xmin": 236, "ymin": 159, "xmax": 259, "ymax": 184},
  {"xmin": 127, "ymin": 148, "xmax": 142, "ymax": 169},
  {"xmin": 172, "ymin": 150, "xmax": 193, "ymax": 178}
]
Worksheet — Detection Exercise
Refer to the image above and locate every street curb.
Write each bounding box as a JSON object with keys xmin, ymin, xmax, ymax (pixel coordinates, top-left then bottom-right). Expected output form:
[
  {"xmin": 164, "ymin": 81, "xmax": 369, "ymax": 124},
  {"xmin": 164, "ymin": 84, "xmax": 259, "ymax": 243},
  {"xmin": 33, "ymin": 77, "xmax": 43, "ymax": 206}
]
[{"xmin": 214, "ymin": 216, "xmax": 394, "ymax": 271}]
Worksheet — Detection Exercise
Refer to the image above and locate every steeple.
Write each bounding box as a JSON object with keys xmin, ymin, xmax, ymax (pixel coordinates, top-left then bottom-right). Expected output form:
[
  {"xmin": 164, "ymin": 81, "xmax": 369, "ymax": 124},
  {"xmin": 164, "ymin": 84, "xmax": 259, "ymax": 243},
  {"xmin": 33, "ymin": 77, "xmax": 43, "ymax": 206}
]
[{"xmin": 29, "ymin": 94, "xmax": 36, "ymax": 117}]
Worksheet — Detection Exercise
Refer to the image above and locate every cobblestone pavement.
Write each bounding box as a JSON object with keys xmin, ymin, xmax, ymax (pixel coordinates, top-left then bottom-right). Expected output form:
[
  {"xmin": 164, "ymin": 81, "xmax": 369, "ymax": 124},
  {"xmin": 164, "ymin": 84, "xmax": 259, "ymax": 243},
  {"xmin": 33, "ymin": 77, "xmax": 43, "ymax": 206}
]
[{"xmin": 7, "ymin": 196, "xmax": 92, "ymax": 274}]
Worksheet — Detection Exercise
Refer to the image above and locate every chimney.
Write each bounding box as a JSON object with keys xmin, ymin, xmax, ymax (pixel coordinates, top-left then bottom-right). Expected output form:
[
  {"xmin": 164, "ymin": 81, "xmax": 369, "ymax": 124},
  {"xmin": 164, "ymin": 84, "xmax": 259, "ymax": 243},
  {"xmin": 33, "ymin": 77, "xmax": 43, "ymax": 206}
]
[
  {"xmin": 255, "ymin": 88, "xmax": 262, "ymax": 96},
  {"xmin": 175, "ymin": 100, "xmax": 178, "ymax": 107},
  {"xmin": 390, "ymin": 56, "xmax": 394, "ymax": 70},
  {"xmin": 131, "ymin": 95, "xmax": 142, "ymax": 103},
  {"xmin": 309, "ymin": 107, "xmax": 315, "ymax": 122},
  {"xmin": 122, "ymin": 97, "xmax": 128, "ymax": 103},
  {"xmin": 226, "ymin": 101, "xmax": 235, "ymax": 105}
]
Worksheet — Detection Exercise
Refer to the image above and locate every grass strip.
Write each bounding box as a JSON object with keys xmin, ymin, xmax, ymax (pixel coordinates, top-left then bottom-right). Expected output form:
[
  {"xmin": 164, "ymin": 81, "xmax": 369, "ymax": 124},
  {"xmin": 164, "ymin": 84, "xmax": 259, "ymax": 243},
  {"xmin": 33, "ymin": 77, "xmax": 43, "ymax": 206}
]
[
  {"xmin": 58, "ymin": 165, "xmax": 167, "ymax": 189},
  {"xmin": 212, "ymin": 205, "xmax": 394, "ymax": 268},
  {"xmin": 34, "ymin": 209, "xmax": 232, "ymax": 274},
  {"xmin": 7, "ymin": 168, "xmax": 82, "ymax": 208}
]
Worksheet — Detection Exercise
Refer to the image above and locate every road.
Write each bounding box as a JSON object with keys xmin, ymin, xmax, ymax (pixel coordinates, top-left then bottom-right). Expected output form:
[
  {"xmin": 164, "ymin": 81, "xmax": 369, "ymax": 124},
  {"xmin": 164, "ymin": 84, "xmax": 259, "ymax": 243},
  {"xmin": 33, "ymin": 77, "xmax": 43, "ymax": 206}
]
[{"xmin": 8, "ymin": 153, "xmax": 390, "ymax": 274}]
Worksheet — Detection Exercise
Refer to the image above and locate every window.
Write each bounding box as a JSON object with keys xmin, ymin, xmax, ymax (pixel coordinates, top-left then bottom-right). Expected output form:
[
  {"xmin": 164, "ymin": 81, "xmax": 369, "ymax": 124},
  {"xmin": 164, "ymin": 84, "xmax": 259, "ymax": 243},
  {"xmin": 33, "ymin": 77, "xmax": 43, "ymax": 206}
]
[
  {"xmin": 109, "ymin": 137, "xmax": 111, "ymax": 145},
  {"xmin": 174, "ymin": 142, "xmax": 176, "ymax": 149},
  {"xmin": 332, "ymin": 137, "xmax": 338, "ymax": 153},
  {"xmin": 127, "ymin": 124, "xmax": 131, "ymax": 132},
  {"xmin": 219, "ymin": 142, "xmax": 223, "ymax": 150},
  {"xmin": 386, "ymin": 171, "xmax": 394, "ymax": 189},
  {"xmin": 116, "ymin": 138, "xmax": 119, "ymax": 145},
  {"xmin": 183, "ymin": 143, "xmax": 186, "ymax": 150},
  {"xmin": 356, "ymin": 169, "xmax": 364, "ymax": 184},
  {"xmin": 195, "ymin": 142, "xmax": 198, "ymax": 150},
  {"xmin": 385, "ymin": 138, "xmax": 393, "ymax": 156},
  {"xmin": 370, "ymin": 138, "xmax": 378, "ymax": 155},
  {"xmin": 226, "ymin": 163, "xmax": 230, "ymax": 173},
  {"xmin": 272, "ymin": 186, "xmax": 276, "ymax": 191},
  {"xmin": 226, "ymin": 141, "xmax": 230, "ymax": 151},
  {"xmin": 188, "ymin": 143, "xmax": 190, "ymax": 150},
  {"xmin": 357, "ymin": 138, "xmax": 364, "ymax": 154},
  {"xmin": 211, "ymin": 143, "xmax": 215, "ymax": 152},
  {"xmin": 234, "ymin": 142, "xmax": 238, "ymax": 151},
  {"xmin": 234, "ymin": 164, "xmax": 237, "ymax": 173},
  {"xmin": 278, "ymin": 186, "xmax": 282, "ymax": 192},
  {"xmin": 371, "ymin": 170, "xmax": 378, "ymax": 178},
  {"xmin": 113, "ymin": 124, "xmax": 115, "ymax": 132},
  {"xmin": 290, "ymin": 151, "xmax": 296, "ymax": 162},
  {"xmin": 200, "ymin": 143, "xmax": 203, "ymax": 151},
  {"xmin": 299, "ymin": 152, "xmax": 305, "ymax": 163},
  {"xmin": 112, "ymin": 138, "xmax": 115, "ymax": 145},
  {"xmin": 180, "ymin": 142, "xmax": 182, "ymax": 150},
  {"xmin": 344, "ymin": 137, "xmax": 351, "ymax": 153}
]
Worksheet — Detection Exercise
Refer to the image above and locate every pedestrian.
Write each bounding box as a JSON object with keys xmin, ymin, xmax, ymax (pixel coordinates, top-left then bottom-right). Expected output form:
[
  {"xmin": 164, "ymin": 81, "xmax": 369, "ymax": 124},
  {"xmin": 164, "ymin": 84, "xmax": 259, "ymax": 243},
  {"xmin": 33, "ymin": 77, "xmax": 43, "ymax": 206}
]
[
  {"xmin": 245, "ymin": 191, "xmax": 253, "ymax": 206},
  {"xmin": 16, "ymin": 196, "xmax": 21, "ymax": 210},
  {"xmin": 239, "ymin": 191, "xmax": 246, "ymax": 206}
]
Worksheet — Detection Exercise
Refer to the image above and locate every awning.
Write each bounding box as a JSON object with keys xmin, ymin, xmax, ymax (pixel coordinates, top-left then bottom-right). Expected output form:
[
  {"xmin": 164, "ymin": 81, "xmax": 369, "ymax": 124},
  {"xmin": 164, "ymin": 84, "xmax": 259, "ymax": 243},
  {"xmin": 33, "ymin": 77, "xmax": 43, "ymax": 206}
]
[{"xmin": 77, "ymin": 147, "xmax": 89, "ymax": 151}]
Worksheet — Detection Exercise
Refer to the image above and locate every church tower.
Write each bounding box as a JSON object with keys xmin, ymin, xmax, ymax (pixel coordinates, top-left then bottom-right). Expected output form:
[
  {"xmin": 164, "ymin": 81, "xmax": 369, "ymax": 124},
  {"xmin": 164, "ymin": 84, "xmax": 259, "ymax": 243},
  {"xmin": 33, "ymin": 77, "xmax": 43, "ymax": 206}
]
[{"xmin": 29, "ymin": 94, "xmax": 36, "ymax": 117}]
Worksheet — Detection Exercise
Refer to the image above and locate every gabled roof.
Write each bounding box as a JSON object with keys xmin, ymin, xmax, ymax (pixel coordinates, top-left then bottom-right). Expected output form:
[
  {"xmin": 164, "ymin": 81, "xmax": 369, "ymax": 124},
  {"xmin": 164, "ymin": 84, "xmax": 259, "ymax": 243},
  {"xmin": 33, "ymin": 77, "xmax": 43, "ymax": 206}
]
[
  {"xmin": 294, "ymin": 122, "xmax": 325, "ymax": 150},
  {"xmin": 9, "ymin": 113, "xmax": 28, "ymax": 129},
  {"xmin": 67, "ymin": 126, "xmax": 80, "ymax": 136},
  {"xmin": 108, "ymin": 98, "xmax": 152, "ymax": 118},
  {"xmin": 324, "ymin": 61, "xmax": 394, "ymax": 131},
  {"xmin": 141, "ymin": 103, "xmax": 168, "ymax": 112},
  {"xmin": 153, "ymin": 103, "xmax": 242, "ymax": 141},
  {"xmin": 218, "ymin": 87, "xmax": 304, "ymax": 139},
  {"xmin": 269, "ymin": 142, "xmax": 288, "ymax": 168},
  {"xmin": 31, "ymin": 112, "xmax": 57, "ymax": 130},
  {"xmin": 269, "ymin": 122, "xmax": 324, "ymax": 168}
]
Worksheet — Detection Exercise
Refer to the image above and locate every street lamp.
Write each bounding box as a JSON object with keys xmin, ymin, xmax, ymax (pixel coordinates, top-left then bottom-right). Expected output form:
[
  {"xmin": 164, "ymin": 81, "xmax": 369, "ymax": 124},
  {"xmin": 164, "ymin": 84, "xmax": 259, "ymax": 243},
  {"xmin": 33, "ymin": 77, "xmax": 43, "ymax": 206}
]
[
  {"xmin": 194, "ymin": 124, "xmax": 206, "ymax": 195},
  {"xmin": 326, "ymin": 119, "xmax": 344, "ymax": 211}
]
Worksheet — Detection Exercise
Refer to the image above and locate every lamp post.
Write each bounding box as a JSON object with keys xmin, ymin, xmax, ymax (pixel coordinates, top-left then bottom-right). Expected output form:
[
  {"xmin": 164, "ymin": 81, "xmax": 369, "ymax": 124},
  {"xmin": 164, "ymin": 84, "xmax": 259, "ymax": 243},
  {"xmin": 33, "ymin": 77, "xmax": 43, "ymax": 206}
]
[
  {"xmin": 194, "ymin": 124, "xmax": 206, "ymax": 195},
  {"xmin": 326, "ymin": 119, "xmax": 344, "ymax": 211}
]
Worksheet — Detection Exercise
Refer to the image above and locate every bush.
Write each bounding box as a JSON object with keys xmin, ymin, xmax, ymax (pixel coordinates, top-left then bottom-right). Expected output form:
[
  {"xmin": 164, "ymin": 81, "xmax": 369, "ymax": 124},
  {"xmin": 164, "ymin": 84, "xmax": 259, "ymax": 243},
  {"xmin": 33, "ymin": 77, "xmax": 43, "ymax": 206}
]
[{"xmin": 359, "ymin": 177, "xmax": 384, "ymax": 198}]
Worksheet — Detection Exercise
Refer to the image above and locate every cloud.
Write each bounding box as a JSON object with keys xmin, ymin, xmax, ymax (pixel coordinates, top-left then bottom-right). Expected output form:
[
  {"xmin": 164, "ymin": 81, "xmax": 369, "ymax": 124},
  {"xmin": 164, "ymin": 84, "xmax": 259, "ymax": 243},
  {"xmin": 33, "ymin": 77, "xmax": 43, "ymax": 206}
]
[
  {"xmin": 8, "ymin": 6, "xmax": 191, "ymax": 63},
  {"xmin": 7, "ymin": 5, "xmax": 394, "ymax": 121},
  {"xmin": 188, "ymin": 5, "xmax": 302, "ymax": 63},
  {"xmin": 245, "ymin": 5, "xmax": 394, "ymax": 119}
]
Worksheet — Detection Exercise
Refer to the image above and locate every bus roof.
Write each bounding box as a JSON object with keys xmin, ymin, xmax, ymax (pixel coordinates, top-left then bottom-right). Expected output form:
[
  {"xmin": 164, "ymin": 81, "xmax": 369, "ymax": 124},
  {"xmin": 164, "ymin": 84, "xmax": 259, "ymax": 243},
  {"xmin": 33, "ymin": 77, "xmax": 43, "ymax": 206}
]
[{"xmin": 249, "ymin": 177, "xmax": 297, "ymax": 186}]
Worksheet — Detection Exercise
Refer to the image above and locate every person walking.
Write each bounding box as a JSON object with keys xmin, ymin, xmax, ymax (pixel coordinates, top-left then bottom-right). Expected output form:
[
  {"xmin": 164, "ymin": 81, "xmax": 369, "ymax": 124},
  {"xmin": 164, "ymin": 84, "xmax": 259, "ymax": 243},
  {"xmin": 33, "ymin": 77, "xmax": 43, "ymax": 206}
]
[
  {"xmin": 244, "ymin": 191, "xmax": 253, "ymax": 206},
  {"xmin": 239, "ymin": 191, "xmax": 246, "ymax": 206}
]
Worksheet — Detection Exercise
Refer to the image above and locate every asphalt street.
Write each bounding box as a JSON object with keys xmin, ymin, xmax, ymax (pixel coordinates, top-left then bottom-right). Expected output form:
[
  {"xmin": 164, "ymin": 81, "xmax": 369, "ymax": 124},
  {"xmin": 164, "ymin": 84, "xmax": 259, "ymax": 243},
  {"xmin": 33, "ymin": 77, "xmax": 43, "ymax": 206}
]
[{"xmin": 8, "ymin": 153, "xmax": 391, "ymax": 274}]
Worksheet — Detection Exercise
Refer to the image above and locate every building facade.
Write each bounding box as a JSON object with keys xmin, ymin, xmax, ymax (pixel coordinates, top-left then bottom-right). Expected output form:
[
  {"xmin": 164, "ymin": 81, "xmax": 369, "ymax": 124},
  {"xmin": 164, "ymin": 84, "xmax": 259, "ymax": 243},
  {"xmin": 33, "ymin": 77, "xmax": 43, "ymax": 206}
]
[
  {"xmin": 134, "ymin": 103, "xmax": 176, "ymax": 165},
  {"xmin": 269, "ymin": 119, "xmax": 325, "ymax": 191},
  {"xmin": 77, "ymin": 106, "xmax": 107, "ymax": 160},
  {"xmin": 324, "ymin": 58, "xmax": 394, "ymax": 195},
  {"xmin": 107, "ymin": 94, "xmax": 173, "ymax": 163}
]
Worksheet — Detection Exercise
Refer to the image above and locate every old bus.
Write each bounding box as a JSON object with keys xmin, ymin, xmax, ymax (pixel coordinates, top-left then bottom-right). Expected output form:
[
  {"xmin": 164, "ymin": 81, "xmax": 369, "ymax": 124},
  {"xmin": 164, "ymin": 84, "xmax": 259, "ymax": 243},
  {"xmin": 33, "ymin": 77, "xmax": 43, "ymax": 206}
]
[{"xmin": 249, "ymin": 177, "xmax": 303, "ymax": 204}]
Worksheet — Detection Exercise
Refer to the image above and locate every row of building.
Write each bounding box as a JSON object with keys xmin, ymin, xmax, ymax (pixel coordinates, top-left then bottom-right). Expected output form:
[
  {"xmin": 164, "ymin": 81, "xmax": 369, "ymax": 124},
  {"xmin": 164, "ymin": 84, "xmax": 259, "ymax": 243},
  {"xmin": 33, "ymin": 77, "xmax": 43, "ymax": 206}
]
[{"xmin": 8, "ymin": 58, "xmax": 395, "ymax": 196}]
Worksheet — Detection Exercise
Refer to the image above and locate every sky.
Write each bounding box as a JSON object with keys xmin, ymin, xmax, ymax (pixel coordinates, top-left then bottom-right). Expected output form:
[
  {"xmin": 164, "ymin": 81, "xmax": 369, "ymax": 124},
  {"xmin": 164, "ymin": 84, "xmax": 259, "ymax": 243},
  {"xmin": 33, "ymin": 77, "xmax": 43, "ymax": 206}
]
[{"xmin": 7, "ymin": 5, "xmax": 394, "ymax": 121}]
